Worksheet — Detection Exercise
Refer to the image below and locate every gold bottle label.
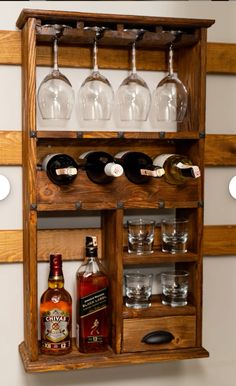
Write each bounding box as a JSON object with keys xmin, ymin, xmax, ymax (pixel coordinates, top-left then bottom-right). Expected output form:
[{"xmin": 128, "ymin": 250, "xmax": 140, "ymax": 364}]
[{"xmin": 42, "ymin": 308, "xmax": 70, "ymax": 343}]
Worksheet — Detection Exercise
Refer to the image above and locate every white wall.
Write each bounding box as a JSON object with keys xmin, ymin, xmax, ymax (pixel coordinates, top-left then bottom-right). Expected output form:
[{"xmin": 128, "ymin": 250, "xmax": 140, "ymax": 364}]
[{"xmin": 0, "ymin": 1, "xmax": 236, "ymax": 386}]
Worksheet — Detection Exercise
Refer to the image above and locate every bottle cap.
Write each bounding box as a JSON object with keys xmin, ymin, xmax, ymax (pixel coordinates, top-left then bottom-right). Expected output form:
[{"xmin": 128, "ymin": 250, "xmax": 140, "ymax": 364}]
[
  {"xmin": 49, "ymin": 253, "xmax": 63, "ymax": 277},
  {"xmin": 85, "ymin": 236, "xmax": 98, "ymax": 257},
  {"xmin": 104, "ymin": 162, "xmax": 124, "ymax": 177}
]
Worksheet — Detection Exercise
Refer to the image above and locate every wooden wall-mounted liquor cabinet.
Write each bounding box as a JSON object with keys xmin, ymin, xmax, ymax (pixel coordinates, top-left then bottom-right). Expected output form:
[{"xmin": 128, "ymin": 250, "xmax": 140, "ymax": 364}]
[{"xmin": 16, "ymin": 8, "xmax": 214, "ymax": 373}]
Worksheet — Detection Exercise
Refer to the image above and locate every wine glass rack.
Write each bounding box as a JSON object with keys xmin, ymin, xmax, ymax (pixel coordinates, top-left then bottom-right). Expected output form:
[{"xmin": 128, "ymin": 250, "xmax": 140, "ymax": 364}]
[{"xmin": 16, "ymin": 8, "xmax": 214, "ymax": 373}]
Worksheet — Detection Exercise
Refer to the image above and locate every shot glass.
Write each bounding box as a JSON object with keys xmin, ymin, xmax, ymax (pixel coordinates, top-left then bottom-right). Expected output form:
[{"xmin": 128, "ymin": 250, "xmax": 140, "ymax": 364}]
[
  {"xmin": 161, "ymin": 270, "xmax": 189, "ymax": 307},
  {"xmin": 127, "ymin": 219, "xmax": 155, "ymax": 255},
  {"xmin": 161, "ymin": 218, "xmax": 189, "ymax": 254},
  {"xmin": 124, "ymin": 272, "xmax": 153, "ymax": 309}
]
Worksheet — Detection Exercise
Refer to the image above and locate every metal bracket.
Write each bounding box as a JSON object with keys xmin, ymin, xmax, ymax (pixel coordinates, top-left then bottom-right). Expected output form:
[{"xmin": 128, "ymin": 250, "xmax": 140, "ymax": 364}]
[
  {"xmin": 75, "ymin": 201, "xmax": 82, "ymax": 210},
  {"xmin": 117, "ymin": 201, "xmax": 124, "ymax": 209},
  {"xmin": 30, "ymin": 131, "xmax": 37, "ymax": 138},
  {"xmin": 30, "ymin": 203, "xmax": 37, "ymax": 211},
  {"xmin": 77, "ymin": 131, "xmax": 83, "ymax": 139},
  {"xmin": 198, "ymin": 200, "xmax": 204, "ymax": 208},
  {"xmin": 117, "ymin": 131, "xmax": 124, "ymax": 139},
  {"xmin": 158, "ymin": 200, "xmax": 165, "ymax": 209},
  {"xmin": 159, "ymin": 131, "xmax": 165, "ymax": 139},
  {"xmin": 199, "ymin": 132, "xmax": 205, "ymax": 139}
]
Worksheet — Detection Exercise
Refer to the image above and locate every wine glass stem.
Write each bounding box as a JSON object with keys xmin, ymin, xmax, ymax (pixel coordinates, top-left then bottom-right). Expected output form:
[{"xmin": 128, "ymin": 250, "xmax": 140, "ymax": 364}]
[
  {"xmin": 168, "ymin": 45, "xmax": 174, "ymax": 77},
  {"xmin": 131, "ymin": 42, "xmax": 137, "ymax": 74},
  {"xmin": 53, "ymin": 38, "xmax": 59, "ymax": 72},
  {"xmin": 93, "ymin": 40, "xmax": 99, "ymax": 72}
]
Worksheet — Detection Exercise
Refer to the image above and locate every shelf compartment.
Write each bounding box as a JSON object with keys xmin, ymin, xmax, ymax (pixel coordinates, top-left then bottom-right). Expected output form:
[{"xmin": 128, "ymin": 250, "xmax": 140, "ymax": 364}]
[
  {"xmin": 122, "ymin": 295, "xmax": 196, "ymax": 319},
  {"xmin": 36, "ymin": 172, "xmax": 200, "ymax": 211},
  {"xmin": 19, "ymin": 340, "xmax": 209, "ymax": 373}
]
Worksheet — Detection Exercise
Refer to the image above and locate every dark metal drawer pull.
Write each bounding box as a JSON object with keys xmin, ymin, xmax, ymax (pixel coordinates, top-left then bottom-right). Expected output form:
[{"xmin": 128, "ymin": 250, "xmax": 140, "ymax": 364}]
[{"xmin": 141, "ymin": 330, "xmax": 174, "ymax": 344}]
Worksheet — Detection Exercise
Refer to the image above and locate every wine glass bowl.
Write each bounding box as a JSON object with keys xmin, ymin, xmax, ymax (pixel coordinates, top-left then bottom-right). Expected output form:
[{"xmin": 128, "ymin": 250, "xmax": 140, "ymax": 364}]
[
  {"xmin": 78, "ymin": 26, "xmax": 114, "ymax": 121},
  {"xmin": 117, "ymin": 32, "xmax": 151, "ymax": 122},
  {"xmin": 37, "ymin": 25, "xmax": 75, "ymax": 120},
  {"xmin": 154, "ymin": 37, "xmax": 188, "ymax": 123}
]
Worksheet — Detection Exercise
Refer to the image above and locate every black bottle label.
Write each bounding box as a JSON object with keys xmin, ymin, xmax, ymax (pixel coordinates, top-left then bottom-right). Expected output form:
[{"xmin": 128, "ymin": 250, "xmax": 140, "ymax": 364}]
[{"xmin": 79, "ymin": 288, "xmax": 108, "ymax": 318}]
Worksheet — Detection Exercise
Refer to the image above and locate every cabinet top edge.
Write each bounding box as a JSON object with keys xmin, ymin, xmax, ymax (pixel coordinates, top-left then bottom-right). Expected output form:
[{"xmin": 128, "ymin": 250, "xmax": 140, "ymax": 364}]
[{"xmin": 16, "ymin": 8, "xmax": 215, "ymax": 30}]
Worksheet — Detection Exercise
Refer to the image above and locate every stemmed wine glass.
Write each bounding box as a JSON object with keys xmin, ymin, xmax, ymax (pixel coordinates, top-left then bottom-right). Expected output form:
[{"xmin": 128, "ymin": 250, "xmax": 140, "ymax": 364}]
[
  {"xmin": 154, "ymin": 35, "xmax": 188, "ymax": 122},
  {"xmin": 37, "ymin": 24, "xmax": 75, "ymax": 120},
  {"xmin": 78, "ymin": 26, "xmax": 114, "ymax": 120},
  {"xmin": 117, "ymin": 30, "xmax": 151, "ymax": 121}
]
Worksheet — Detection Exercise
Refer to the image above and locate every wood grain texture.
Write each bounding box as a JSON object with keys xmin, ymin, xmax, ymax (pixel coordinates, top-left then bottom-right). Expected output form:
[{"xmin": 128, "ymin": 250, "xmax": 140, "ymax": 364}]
[
  {"xmin": 207, "ymin": 42, "xmax": 236, "ymax": 74},
  {"xmin": 203, "ymin": 225, "xmax": 236, "ymax": 256},
  {"xmin": 19, "ymin": 339, "xmax": 209, "ymax": 373},
  {"xmin": 205, "ymin": 134, "xmax": 236, "ymax": 166},
  {"xmin": 21, "ymin": 17, "xmax": 38, "ymax": 362},
  {"xmin": 0, "ymin": 31, "xmax": 234, "ymax": 74},
  {"xmin": 1, "ymin": 132, "xmax": 236, "ymax": 167},
  {"xmin": 1, "ymin": 225, "xmax": 236, "ymax": 264},
  {"xmin": 0, "ymin": 131, "xmax": 22, "ymax": 165},
  {"xmin": 122, "ymin": 316, "xmax": 196, "ymax": 353}
]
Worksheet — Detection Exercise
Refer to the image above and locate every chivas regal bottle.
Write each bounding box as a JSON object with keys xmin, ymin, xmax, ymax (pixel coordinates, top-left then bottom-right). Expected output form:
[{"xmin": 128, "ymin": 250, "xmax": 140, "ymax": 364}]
[{"xmin": 40, "ymin": 253, "xmax": 72, "ymax": 355}]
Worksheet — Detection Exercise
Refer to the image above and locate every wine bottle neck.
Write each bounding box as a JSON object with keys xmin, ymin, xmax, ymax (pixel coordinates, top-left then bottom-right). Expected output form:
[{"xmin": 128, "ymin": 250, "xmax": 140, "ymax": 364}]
[{"xmin": 140, "ymin": 166, "xmax": 165, "ymax": 178}]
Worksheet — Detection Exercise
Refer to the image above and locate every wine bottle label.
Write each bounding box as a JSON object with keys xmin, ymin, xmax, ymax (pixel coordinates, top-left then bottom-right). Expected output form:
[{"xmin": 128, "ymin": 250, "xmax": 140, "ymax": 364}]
[
  {"xmin": 41, "ymin": 308, "xmax": 70, "ymax": 343},
  {"xmin": 140, "ymin": 168, "xmax": 165, "ymax": 177},
  {"xmin": 55, "ymin": 167, "xmax": 77, "ymax": 176},
  {"xmin": 104, "ymin": 162, "xmax": 123, "ymax": 177},
  {"xmin": 153, "ymin": 154, "xmax": 174, "ymax": 167},
  {"xmin": 80, "ymin": 288, "xmax": 108, "ymax": 318},
  {"xmin": 176, "ymin": 162, "xmax": 201, "ymax": 178}
]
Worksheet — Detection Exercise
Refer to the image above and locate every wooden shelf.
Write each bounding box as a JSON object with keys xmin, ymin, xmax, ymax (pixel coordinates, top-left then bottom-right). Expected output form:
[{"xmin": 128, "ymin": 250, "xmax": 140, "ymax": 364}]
[
  {"xmin": 36, "ymin": 130, "xmax": 200, "ymax": 140},
  {"xmin": 19, "ymin": 340, "xmax": 209, "ymax": 373},
  {"xmin": 123, "ymin": 250, "xmax": 198, "ymax": 265},
  {"xmin": 122, "ymin": 295, "xmax": 196, "ymax": 318}
]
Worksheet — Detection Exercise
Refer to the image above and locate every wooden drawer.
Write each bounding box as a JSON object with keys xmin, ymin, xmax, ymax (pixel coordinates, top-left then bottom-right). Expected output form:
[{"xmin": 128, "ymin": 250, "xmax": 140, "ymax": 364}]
[{"xmin": 122, "ymin": 315, "xmax": 196, "ymax": 353}]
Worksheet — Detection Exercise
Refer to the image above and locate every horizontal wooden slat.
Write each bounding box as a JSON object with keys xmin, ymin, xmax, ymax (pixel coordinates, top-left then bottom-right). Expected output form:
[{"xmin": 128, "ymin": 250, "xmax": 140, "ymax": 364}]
[
  {"xmin": 207, "ymin": 42, "xmax": 236, "ymax": 75},
  {"xmin": 0, "ymin": 132, "xmax": 236, "ymax": 167},
  {"xmin": 1, "ymin": 225, "xmax": 235, "ymax": 263},
  {"xmin": 0, "ymin": 31, "xmax": 235, "ymax": 74},
  {"xmin": 0, "ymin": 31, "xmax": 21, "ymax": 65},
  {"xmin": 0, "ymin": 131, "xmax": 22, "ymax": 165},
  {"xmin": 203, "ymin": 225, "xmax": 236, "ymax": 256},
  {"xmin": 0, "ymin": 229, "xmax": 23, "ymax": 263},
  {"xmin": 205, "ymin": 134, "xmax": 236, "ymax": 166}
]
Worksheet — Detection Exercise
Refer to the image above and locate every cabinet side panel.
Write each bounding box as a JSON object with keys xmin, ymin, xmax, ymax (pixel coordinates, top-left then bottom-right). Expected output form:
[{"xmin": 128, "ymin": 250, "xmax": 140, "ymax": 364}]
[
  {"xmin": 21, "ymin": 18, "xmax": 38, "ymax": 361},
  {"xmin": 102, "ymin": 209, "xmax": 124, "ymax": 354}
]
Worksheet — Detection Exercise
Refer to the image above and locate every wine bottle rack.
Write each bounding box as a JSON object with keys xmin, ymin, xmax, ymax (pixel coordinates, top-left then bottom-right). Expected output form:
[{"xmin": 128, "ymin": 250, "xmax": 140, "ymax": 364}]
[{"xmin": 16, "ymin": 8, "xmax": 214, "ymax": 372}]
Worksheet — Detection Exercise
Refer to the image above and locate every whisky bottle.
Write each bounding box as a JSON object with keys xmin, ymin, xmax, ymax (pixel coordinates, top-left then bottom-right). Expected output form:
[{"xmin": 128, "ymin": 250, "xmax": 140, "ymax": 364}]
[
  {"xmin": 41, "ymin": 153, "xmax": 78, "ymax": 185},
  {"xmin": 40, "ymin": 253, "xmax": 72, "ymax": 355},
  {"xmin": 114, "ymin": 151, "xmax": 165, "ymax": 184},
  {"xmin": 79, "ymin": 151, "xmax": 123, "ymax": 184},
  {"xmin": 153, "ymin": 153, "xmax": 201, "ymax": 185},
  {"xmin": 76, "ymin": 236, "xmax": 109, "ymax": 353}
]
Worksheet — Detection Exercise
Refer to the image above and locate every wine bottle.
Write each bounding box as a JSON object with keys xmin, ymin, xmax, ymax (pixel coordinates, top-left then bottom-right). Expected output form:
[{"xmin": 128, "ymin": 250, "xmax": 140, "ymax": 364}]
[
  {"xmin": 78, "ymin": 151, "xmax": 123, "ymax": 184},
  {"xmin": 41, "ymin": 153, "xmax": 78, "ymax": 185},
  {"xmin": 114, "ymin": 151, "xmax": 165, "ymax": 184},
  {"xmin": 40, "ymin": 253, "xmax": 72, "ymax": 355},
  {"xmin": 76, "ymin": 236, "xmax": 109, "ymax": 353},
  {"xmin": 153, "ymin": 153, "xmax": 201, "ymax": 185}
]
